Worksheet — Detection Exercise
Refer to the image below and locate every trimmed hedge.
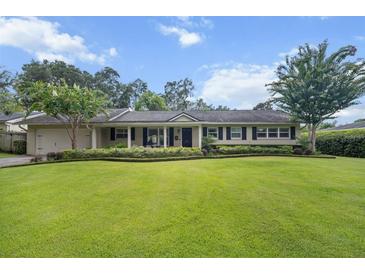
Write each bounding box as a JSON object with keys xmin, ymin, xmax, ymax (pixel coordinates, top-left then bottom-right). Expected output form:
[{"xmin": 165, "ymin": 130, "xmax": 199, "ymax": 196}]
[
  {"xmin": 13, "ymin": 140, "xmax": 26, "ymax": 154},
  {"xmin": 316, "ymin": 131, "xmax": 365, "ymax": 158},
  {"xmin": 215, "ymin": 145, "xmax": 293, "ymax": 155},
  {"xmin": 63, "ymin": 146, "xmax": 203, "ymax": 159}
]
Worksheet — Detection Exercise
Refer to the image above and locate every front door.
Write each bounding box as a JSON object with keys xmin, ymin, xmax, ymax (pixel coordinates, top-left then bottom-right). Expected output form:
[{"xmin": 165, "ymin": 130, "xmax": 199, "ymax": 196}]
[{"xmin": 182, "ymin": 128, "xmax": 192, "ymax": 147}]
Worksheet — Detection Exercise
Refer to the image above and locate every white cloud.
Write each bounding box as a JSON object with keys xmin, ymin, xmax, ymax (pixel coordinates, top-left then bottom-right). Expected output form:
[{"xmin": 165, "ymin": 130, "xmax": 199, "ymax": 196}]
[
  {"xmin": 201, "ymin": 64, "xmax": 276, "ymax": 109},
  {"xmin": 336, "ymin": 102, "xmax": 365, "ymax": 124},
  {"xmin": 108, "ymin": 47, "xmax": 118, "ymax": 57},
  {"xmin": 354, "ymin": 35, "xmax": 365, "ymax": 41},
  {"xmin": 200, "ymin": 59, "xmax": 365, "ymax": 123},
  {"xmin": 159, "ymin": 25, "xmax": 203, "ymax": 47},
  {"xmin": 0, "ymin": 17, "xmax": 115, "ymax": 65},
  {"xmin": 278, "ymin": 47, "xmax": 299, "ymax": 58},
  {"xmin": 176, "ymin": 16, "xmax": 214, "ymax": 29}
]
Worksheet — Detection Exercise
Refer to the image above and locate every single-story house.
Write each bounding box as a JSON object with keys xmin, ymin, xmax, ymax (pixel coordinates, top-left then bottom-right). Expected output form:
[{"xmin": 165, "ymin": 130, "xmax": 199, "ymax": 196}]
[
  {"xmin": 0, "ymin": 112, "xmax": 43, "ymax": 133},
  {"xmin": 17, "ymin": 108, "xmax": 300, "ymax": 155}
]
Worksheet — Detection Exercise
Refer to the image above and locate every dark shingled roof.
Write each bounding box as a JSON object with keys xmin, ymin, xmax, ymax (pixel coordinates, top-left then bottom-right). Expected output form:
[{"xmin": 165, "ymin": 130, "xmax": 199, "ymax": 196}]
[
  {"xmin": 18, "ymin": 109, "xmax": 294, "ymax": 124},
  {"xmin": 186, "ymin": 110, "xmax": 291, "ymax": 123},
  {"xmin": 326, "ymin": 121, "xmax": 365, "ymax": 131},
  {"xmin": 0, "ymin": 112, "xmax": 41, "ymax": 122},
  {"xmin": 17, "ymin": 109, "xmax": 129, "ymax": 125},
  {"xmin": 112, "ymin": 110, "xmax": 291, "ymax": 123},
  {"xmin": 112, "ymin": 111, "xmax": 183, "ymax": 122}
]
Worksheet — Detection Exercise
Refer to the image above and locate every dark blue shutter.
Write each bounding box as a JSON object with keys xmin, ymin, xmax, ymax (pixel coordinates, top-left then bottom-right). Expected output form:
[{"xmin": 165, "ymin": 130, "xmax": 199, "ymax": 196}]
[
  {"xmin": 143, "ymin": 128, "xmax": 147, "ymax": 146},
  {"xmin": 110, "ymin": 128, "xmax": 115, "ymax": 141},
  {"xmin": 252, "ymin": 127, "xmax": 257, "ymax": 140},
  {"xmin": 242, "ymin": 127, "xmax": 247, "ymax": 140},
  {"xmin": 226, "ymin": 127, "xmax": 231, "ymax": 140},
  {"xmin": 203, "ymin": 127, "xmax": 207, "ymax": 137},
  {"xmin": 290, "ymin": 126, "xmax": 296, "ymax": 140},
  {"xmin": 218, "ymin": 127, "xmax": 223, "ymax": 140},
  {"xmin": 131, "ymin": 127, "xmax": 135, "ymax": 141},
  {"xmin": 169, "ymin": 127, "xmax": 174, "ymax": 146}
]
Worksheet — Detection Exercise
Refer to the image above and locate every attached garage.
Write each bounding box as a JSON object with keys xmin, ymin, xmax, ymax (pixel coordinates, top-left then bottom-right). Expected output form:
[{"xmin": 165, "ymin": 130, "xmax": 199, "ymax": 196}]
[{"xmin": 27, "ymin": 127, "xmax": 91, "ymax": 155}]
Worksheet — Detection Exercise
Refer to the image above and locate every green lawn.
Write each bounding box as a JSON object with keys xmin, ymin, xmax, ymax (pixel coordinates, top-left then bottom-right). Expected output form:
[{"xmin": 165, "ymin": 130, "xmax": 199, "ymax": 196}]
[
  {"xmin": 1, "ymin": 157, "xmax": 365, "ymax": 257},
  {"xmin": 0, "ymin": 152, "xmax": 16, "ymax": 158}
]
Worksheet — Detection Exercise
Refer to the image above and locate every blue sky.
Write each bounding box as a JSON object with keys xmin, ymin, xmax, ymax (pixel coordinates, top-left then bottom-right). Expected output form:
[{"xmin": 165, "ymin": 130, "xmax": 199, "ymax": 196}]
[{"xmin": 0, "ymin": 16, "xmax": 364, "ymax": 124}]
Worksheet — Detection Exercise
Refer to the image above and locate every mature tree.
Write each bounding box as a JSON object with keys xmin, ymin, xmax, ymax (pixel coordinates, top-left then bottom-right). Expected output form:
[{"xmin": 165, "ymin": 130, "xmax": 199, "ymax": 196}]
[
  {"xmin": 189, "ymin": 98, "xmax": 214, "ymax": 111},
  {"xmin": 93, "ymin": 67, "xmax": 121, "ymax": 107},
  {"xmin": 253, "ymin": 99, "xmax": 274, "ymax": 110},
  {"xmin": 15, "ymin": 60, "xmax": 92, "ymax": 89},
  {"xmin": 128, "ymin": 78, "xmax": 148, "ymax": 107},
  {"xmin": 134, "ymin": 91, "xmax": 168, "ymax": 111},
  {"xmin": 164, "ymin": 78, "xmax": 194, "ymax": 111},
  {"xmin": 28, "ymin": 81, "xmax": 107, "ymax": 149},
  {"xmin": 15, "ymin": 60, "xmax": 93, "ymax": 113},
  {"xmin": 0, "ymin": 91, "xmax": 18, "ymax": 115},
  {"xmin": 0, "ymin": 69, "xmax": 18, "ymax": 114},
  {"xmin": 214, "ymin": 105, "xmax": 230, "ymax": 111},
  {"xmin": 267, "ymin": 41, "xmax": 365, "ymax": 151},
  {"xmin": 354, "ymin": 118, "xmax": 365, "ymax": 123},
  {"xmin": 318, "ymin": 121, "xmax": 337, "ymax": 129}
]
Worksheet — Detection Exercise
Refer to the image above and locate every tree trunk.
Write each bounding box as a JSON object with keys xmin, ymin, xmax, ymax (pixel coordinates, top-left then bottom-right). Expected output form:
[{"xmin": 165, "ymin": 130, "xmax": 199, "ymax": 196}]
[
  {"xmin": 307, "ymin": 124, "xmax": 312, "ymax": 145},
  {"xmin": 71, "ymin": 125, "xmax": 77, "ymax": 149},
  {"xmin": 310, "ymin": 126, "xmax": 317, "ymax": 152}
]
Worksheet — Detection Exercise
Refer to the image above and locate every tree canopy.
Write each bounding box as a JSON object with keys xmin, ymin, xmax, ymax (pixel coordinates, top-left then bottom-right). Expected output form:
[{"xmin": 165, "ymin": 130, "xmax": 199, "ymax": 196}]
[
  {"xmin": 163, "ymin": 78, "xmax": 194, "ymax": 111},
  {"xmin": 134, "ymin": 91, "xmax": 168, "ymax": 111},
  {"xmin": 0, "ymin": 68, "xmax": 19, "ymax": 115},
  {"xmin": 28, "ymin": 81, "xmax": 107, "ymax": 149},
  {"xmin": 253, "ymin": 99, "xmax": 274, "ymax": 110},
  {"xmin": 268, "ymin": 40, "xmax": 365, "ymax": 151}
]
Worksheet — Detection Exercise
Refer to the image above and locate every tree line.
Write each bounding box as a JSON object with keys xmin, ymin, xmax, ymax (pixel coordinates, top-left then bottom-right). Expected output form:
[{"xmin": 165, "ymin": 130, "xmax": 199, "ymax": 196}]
[{"xmin": 0, "ymin": 60, "xmax": 230, "ymax": 115}]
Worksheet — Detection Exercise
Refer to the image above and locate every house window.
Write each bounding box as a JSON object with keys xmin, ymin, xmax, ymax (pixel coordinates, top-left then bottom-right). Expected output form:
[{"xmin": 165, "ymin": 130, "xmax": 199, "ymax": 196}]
[
  {"xmin": 116, "ymin": 128, "xmax": 128, "ymax": 139},
  {"xmin": 268, "ymin": 128, "xmax": 278, "ymax": 138},
  {"xmin": 207, "ymin": 127, "xmax": 218, "ymax": 139},
  {"xmin": 231, "ymin": 127, "xmax": 241, "ymax": 139},
  {"xmin": 257, "ymin": 127, "xmax": 290, "ymax": 139},
  {"xmin": 147, "ymin": 128, "xmax": 167, "ymax": 146},
  {"xmin": 257, "ymin": 128, "xmax": 267, "ymax": 138},
  {"xmin": 279, "ymin": 128, "xmax": 289, "ymax": 138}
]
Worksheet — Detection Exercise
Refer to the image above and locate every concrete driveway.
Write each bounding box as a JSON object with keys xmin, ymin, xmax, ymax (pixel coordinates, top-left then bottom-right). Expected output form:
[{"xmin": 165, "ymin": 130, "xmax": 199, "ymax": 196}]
[{"xmin": 0, "ymin": 155, "xmax": 34, "ymax": 168}]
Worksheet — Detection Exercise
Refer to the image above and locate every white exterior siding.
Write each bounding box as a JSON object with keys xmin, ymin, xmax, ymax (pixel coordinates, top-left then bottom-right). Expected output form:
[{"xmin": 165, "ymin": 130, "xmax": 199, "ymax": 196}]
[{"xmin": 27, "ymin": 126, "xmax": 91, "ymax": 155}]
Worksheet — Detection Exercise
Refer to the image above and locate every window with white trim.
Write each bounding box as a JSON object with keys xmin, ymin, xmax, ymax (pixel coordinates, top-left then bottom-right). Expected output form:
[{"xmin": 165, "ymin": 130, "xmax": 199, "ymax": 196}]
[
  {"xmin": 147, "ymin": 128, "xmax": 167, "ymax": 146},
  {"xmin": 279, "ymin": 128, "xmax": 289, "ymax": 138},
  {"xmin": 257, "ymin": 128, "xmax": 267, "ymax": 138},
  {"xmin": 268, "ymin": 128, "xmax": 278, "ymax": 138},
  {"xmin": 116, "ymin": 128, "xmax": 128, "ymax": 139},
  {"xmin": 207, "ymin": 127, "xmax": 218, "ymax": 139},
  {"xmin": 231, "ymin": 127, "xmax": 241, "ymax": 139},
  {"xmin": 257, "ymin": 127, "xmax": 290, "ymax": 139}
]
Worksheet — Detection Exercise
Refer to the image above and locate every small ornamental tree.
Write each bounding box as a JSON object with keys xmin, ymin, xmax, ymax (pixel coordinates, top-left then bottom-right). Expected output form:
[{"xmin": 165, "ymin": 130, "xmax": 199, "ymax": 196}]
[
  {"xmin": 29, "ymin": 81, "xmax": 107, "ymax": 149},
  {"xmin": 267, "ymin": 41, "xmax": 365, "ymax": 152}
]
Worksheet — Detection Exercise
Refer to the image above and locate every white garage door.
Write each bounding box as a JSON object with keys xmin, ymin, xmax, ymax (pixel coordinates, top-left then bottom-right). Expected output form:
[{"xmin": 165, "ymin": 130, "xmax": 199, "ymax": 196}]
[{"xmin": 36, "ymin": 128, "xmax": 91, "ymax": 155}]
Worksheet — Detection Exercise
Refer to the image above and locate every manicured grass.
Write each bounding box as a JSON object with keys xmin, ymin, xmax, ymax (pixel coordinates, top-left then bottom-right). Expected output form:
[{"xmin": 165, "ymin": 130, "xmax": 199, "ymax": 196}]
[
  {"xmin": 0, "ymin": 152, "xmax": 16, "ymax": 158},
  {"xmin": 1, "ymin": 157, "xmax": 365, "ymax": 257}
]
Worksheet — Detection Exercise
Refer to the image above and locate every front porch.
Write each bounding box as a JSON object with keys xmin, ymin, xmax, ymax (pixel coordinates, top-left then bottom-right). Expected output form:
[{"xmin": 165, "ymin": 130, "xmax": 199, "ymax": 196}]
[{"xmin": 91, "ymin": 125, "xmax": 203, "ymax": 149}]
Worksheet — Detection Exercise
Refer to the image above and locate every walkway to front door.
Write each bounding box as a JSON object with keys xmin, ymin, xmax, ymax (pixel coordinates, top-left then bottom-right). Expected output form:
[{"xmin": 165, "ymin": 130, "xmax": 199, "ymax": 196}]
[{"xmin": 181, "ymin": 128, "xmax": 192, "ymax": 147}]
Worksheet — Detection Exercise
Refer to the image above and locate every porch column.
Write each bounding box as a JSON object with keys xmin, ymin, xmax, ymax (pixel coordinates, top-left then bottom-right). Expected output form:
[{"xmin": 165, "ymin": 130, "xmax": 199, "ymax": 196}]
[
  {"xmin": 163, "ymin": 126, "xmax": 167, "ymax": 148},
  {"xmin": 127, "ymin": 126, "xmax": 132, "ymax": 148},
  {"xmin": 198, "ymin": 124, "xmax": 202, "ymax": 148},
  {"xmin": 92, "ymin": 127, "xmax": 97, "ymax": 149}
]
